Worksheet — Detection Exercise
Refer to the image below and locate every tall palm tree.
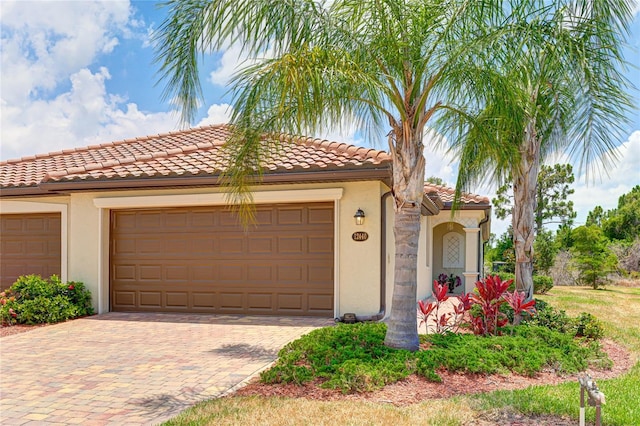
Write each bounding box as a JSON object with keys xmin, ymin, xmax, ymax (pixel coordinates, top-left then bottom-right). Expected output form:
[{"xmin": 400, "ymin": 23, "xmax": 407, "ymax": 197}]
[
  {"xmin": 452, "ymin": 0, "xmax": 635, "ymax": 298},
  {"xmin": 155, "ymin": 0, "xmax": 509, "ymax": 351}
]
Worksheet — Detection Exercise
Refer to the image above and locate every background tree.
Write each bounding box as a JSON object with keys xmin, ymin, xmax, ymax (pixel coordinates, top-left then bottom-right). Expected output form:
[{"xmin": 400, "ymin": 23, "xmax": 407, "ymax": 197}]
[
  {"xmin": 602, "ymin": 185, "xmax": 640, "ymax": 241},
  {"xmin": 425, "ymin": 176, "xmax": 446, "ymax": 186},
  {"xmin": 453, "ymin": 1, "xmax": 634, "ymax": 299},
  {"xmin": 493, "ymin": 164, "xmax": 576, "ymax": 235},
  {"xmin": 155, "ymin": 0, "xmax": 513, "ymax": 351},
  {"xmin": 586, "ymin": 205, "xmax": 605, "ymax": 227},
  {"xmin": 485, "ymin": 228, "xmax": 515, "ymax": 273},
  {"xmin": 533, "ymin": 229, "xmax": 558, "ymax": 275},
  {"xmin": 571, "ymin": 225, "xmax": 618, "ymax": 289}
]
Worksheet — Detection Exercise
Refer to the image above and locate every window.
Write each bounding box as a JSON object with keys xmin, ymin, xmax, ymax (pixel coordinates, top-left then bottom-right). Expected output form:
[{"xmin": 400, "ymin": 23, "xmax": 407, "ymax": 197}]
[{"xmin": 442, "ymin": 232, "xmax": 463, "ymax": 268}]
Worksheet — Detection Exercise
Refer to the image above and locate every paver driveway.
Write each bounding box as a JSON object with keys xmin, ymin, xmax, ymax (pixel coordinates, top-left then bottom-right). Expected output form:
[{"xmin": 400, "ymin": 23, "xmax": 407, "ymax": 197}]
[{"xmin": 0, "ymin": 313, "xmax": 332, "ymax": 425}]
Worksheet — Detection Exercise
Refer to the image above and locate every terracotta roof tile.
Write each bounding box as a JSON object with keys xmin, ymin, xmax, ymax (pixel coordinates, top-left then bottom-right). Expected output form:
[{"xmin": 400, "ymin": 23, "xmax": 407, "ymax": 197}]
[
  {"xmin": 1, "ymin": 124, "xmax": 489, "ymax": 207},
  {"xmin": 1, "ymin": 124, "xmax": 390, "ymax": 190},
  {"xmin": 423, "ymin": 183, "xmax": 490, "ymax": 205}
]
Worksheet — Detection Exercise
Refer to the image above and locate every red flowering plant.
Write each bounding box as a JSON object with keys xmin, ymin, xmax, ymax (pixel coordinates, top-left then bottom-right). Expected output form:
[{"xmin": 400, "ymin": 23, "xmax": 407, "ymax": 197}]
[
  {"xmin": 418, "ymin": 281, "xmax": 471, "ymax": 334},
  {"xmin": 469, "ymin": 275, "xmax": 512, "ymax": 336},
  {"xmin": 0, "ymin": 290, "xmax": 19, "ymax": 326},
  {"xmin": 502, "ymin": 290, "xmax": 536, "ymax": 326}
]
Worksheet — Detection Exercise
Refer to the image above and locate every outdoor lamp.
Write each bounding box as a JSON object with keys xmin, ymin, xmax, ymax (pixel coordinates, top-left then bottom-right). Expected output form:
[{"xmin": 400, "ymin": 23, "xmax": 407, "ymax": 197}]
[{"xmin": 354, "ymin": 208, "xmax": 365, "ymax": 225}]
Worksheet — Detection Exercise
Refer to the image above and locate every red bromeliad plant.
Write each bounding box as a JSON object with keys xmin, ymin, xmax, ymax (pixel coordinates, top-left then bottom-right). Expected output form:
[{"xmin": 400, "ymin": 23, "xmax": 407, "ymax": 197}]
[
  {"xmin": 503, "ymin": 290, "xmax": 536, "ymax": 326},
  {"xmin": 418, "ymin": 281, "xmax": 471, "ymax": 334},
  {"xmin": 469, "ymin": 275, "xmax": 512, "ymax": 336}
]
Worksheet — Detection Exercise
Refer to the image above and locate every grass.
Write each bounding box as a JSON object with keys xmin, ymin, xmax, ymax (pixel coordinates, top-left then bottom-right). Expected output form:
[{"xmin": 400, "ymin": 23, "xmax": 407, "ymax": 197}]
[
  {"xmin": 163, "ymin": 285, "xmax": 640, "ymax": 426},
  {"xmin": 163, "ymin": 396, "xmax": 475, "ymax": 426},
  {"xmin": 469, "ymin": 286, "xmax": 640, "ymax": 425}
]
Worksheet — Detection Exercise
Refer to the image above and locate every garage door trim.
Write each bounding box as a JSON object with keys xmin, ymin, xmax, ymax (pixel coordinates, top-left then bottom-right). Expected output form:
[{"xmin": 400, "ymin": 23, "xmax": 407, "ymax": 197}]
[
  {"xmin": 109, "ymin": 202, "xmax": 337, "ymax": 316},
  {"xmin": 93, "ymin": 188, "xmax": 344, "ymax": 209}
]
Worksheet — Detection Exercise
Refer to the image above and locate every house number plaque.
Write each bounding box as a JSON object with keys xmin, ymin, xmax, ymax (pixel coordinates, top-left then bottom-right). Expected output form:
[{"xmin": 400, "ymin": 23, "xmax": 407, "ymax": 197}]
[{"xmin": 352, "ymin": 231, "xmax": 369, "ymax": 242}]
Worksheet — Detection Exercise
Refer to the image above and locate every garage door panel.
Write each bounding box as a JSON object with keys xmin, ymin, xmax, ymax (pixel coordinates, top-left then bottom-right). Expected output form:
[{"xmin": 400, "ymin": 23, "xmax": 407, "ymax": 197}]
[
  {"xmin": 113, "ymin": 291, "xmax": 136, "ymax": 308},
  {"xmin": 248, "ymin": 293, "xmax": 273, "ymax": 309},
  {"xmin": 166, "ymin": 292, "xmax": 189, "ymax": 307},
  {"xmin": 0, "ymin": 213, "xmax": 62, "ymax": 290},
  {"xmin": 139, "ymin": 292, "xmax": 162, "ymax": 307},
  {"xmin": 219, "ymin": 264, "xmax": 244, "ymax": 281},
  {"xmin": 278, "ymin": 294, "xmax": 303, "ymax": 311},
  {"xmin": 308, "ymin": 294, "xmax": 333, "ymax": 311},
  {"xmin": 277, "ymin": 208, "xmax": 303, "ymax": 225},
  {"xmin": 308, "ymin": 207, "xmax": 333, "ymax": 224},
  {"xmin": 110, "ymin": 203, "xmax": 333, "ymax": 316},
  {"xmin": 139, "ymin": 265, "xmax": 162, "ymax": 280}
]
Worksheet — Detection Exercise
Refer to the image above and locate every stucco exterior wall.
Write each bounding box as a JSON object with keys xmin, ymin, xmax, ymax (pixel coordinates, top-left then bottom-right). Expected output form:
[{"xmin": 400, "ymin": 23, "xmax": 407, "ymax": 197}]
[
  {"xmin": 1, "ymin": 184, "xmax": 489, "ymax": 318},
  {"xmin": 1, "ymin": 181, "xmax": 387, "ymax": 317}
]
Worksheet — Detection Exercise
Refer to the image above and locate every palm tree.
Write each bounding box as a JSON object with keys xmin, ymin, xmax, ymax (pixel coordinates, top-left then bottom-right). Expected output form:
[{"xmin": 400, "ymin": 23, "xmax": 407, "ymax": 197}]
[
  {"xmin": 452, "ymin": 0, "xmax": 635, "ymax": 298},
  {"xmin": 155, "ymin": 0, "xmax": 510, "ymax": 351}
]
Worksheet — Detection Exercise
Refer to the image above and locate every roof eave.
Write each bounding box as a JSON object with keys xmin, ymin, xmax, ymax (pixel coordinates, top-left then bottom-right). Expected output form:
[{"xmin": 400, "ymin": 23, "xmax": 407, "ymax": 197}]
[{"xmin": 3, "ymin": 167, "xmax": 391, "ymax": 196}]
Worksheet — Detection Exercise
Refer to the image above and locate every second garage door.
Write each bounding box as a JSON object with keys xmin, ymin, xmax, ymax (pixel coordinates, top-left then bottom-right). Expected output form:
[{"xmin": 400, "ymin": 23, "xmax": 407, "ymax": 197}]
[
  {"xmin": 110, "ymin": 203, "xmax": 334, "ymax": 316},
  {"xmin": 0, "ymin": 213, "xmax": 61, "ymax": 290}
]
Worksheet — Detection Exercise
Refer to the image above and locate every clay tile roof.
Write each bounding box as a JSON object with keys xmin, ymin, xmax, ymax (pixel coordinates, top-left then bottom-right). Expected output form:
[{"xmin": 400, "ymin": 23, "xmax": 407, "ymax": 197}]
[
  {"xmin": 423, "ymin": 182, "xmax": 490, "ymax": 205},
  {"xmin": 1, "ymin": 124, "xmax": 391, "ymax": 191}
]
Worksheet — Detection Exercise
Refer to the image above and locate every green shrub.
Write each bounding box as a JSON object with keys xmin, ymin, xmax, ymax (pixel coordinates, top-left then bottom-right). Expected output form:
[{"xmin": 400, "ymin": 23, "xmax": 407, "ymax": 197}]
[
  {"xmin": 533, "ymin": 275, "xmax": 554, "ymax": 294},
  {"xmin": 524, "ymin": 304, "xmax": 603, "ymax": 340},
  {"xmin": 260, "ymin": 322, "xmax": 610, "ymax": 393},
  {"xmin": 261, "ymin": 322, "xmax": 413, "ymax": 392},
  {"xmin": 414, "ymin": 326, "xmax": 599, "ymax": 381},
  {"xmin": 0, "ymin": 275, "xmax": 93, "ymax": 325},
  {"xmin": 494, "ymin": 272, "xmax": 553, "ymax": 294},
  {"xmin": 524, "ymin": 303, "xmax": 572, "ymax": 334},
  {"xmin": 572, "ymin": 312, "xmax": 604, "ymax": 340}
]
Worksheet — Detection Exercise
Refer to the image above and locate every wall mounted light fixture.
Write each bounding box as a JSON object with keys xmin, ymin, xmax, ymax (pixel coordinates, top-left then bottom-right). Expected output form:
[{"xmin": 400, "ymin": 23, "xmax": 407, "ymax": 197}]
[{"xmin": 354, "ymin": 208, "xmax": 365, "ymax": 225}]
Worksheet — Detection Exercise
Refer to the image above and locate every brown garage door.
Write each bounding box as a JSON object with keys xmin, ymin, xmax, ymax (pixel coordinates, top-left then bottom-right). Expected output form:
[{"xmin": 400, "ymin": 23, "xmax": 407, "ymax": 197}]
[
  {"xmin": 110, "ymin": 203, "xmax": 334, "ymax": 316},
  {"xmin": 0, "ymin": 213, "xmax": 62, "ymax": 290}
]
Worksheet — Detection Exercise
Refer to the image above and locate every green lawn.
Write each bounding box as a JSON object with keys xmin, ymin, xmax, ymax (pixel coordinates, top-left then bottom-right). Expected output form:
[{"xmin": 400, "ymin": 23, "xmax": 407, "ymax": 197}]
[
  {"xmin": 469, "ymin": 286, "xmax": 640, "ymax": 425},
  {"xmin": 164, "ymin": 285, "xmax": 640, "ymax": 426}
]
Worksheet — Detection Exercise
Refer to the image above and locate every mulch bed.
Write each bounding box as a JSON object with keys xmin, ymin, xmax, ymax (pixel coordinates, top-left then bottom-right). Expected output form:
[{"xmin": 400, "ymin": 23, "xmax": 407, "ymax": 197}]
[{"xmin": 233, "ymin": 339, "xmax": 633, "ymax": 406}]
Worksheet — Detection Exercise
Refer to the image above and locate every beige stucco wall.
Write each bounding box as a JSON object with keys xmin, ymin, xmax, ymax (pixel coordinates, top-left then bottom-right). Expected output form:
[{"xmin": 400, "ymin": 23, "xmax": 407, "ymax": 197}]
[
  {"xmin": 1, "ymin": 184, "xmax": 489, "ymax": 318},
  {"xmin": 1, "ymin": 181, "xmax": 387, "ymax": 317}
]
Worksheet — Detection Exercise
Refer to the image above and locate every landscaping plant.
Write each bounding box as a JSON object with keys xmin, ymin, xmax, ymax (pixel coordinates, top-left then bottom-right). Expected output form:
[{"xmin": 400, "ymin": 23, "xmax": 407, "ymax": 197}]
[
  {"xmin": 418, "ymin": 281, "xmax": 470, "ymax": 335},
  {"xmin": 468, "ymin": 275, "xmax": 512, "ymax": 335},
  {"xmin": 0, "ymin": 274, "xmax": 93, "ymax": 325}
]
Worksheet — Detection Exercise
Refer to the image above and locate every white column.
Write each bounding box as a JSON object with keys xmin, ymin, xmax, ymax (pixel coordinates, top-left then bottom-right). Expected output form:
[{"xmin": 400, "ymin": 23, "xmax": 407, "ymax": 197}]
[{"xmin": 463, "ymin": 227, "xmax": 481, "ymax": 293}]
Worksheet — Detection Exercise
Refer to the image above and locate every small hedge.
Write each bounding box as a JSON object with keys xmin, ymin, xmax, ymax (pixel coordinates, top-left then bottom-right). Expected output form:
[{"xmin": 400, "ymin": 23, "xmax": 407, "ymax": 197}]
[
  {"xmin": 494, "ymin": 272, "xmax": 554, "ymax": 294},
  {"xmin": 0, "ymin": 274, "xmax": 93, "ymax": 325},
  {"xmin": 261, "ymin": 322, "xmax": 610, "ymax": 393}
]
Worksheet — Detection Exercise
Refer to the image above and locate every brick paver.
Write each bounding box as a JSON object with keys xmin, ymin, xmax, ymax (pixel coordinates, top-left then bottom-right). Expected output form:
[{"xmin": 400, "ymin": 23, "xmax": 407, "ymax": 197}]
[{"xmin": 0, "ymin": 313, "xmax": 332, "ymax": 425}]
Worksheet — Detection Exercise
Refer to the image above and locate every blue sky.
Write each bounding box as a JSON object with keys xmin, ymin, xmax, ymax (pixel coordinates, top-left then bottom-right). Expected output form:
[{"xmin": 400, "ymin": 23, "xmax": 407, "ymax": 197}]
[{"xmin": 1, "ymin": 0, "xmax": 639, "ymax": 236}]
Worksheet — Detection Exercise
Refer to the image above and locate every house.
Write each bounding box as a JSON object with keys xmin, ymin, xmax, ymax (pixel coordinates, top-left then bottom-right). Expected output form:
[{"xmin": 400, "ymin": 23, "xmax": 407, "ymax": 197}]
[{"xmin": 0, "ymin": 124, "xmax": 491, "ymax": 318}]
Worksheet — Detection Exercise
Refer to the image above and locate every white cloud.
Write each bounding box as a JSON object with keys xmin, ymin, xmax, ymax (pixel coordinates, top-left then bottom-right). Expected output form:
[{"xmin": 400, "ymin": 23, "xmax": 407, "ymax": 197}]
[
  {"xmin": 0, "ymin": 67, "xmax": 179, "ymax": 160},
  {"xmin": 570, "ymin": 130, "xmax": 640, "ymax": 225},
  {"xmin": 208, "ymin": 43, "xmax": 275, "ymax": 87},
  {"xmin": 196, "ymin": 104, "xmax": 234, "ymax": 127},
  {"xmin": 0, "ymin": 0, "xmax": 132, "ymax": 105},
  {"xmin": 481, "ymin": 130, "xmax": 640, "ymax": 237},
  {"xmin": 0, "ymin": 1, "xmax": 185, "ymax": 161}
]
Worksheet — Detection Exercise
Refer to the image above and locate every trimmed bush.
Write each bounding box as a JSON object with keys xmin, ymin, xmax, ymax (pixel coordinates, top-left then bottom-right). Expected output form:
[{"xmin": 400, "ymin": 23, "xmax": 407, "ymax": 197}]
[
  {"xmin": 0, "ymin": 275, "xmax": 93, "ymax": 325},
  {"xmin": 533, "ymin": 275, "xmax": 554, "ymax": 294},
  {"xmin": 260, "ymin": 322, "xmax": 610, "ymax": 393}
]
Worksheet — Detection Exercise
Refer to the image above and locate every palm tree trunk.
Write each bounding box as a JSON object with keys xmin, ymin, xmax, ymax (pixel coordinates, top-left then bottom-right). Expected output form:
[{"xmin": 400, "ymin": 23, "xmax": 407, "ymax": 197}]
[
  {"xmin": 384, "ymin": 126, "xmax": 425, "ymax": 352},
  {"xmin": 385, "ymin": 203, "xmax": 422, "ymax": 351},
  {"xmin": 512, "ymin": 120, "xmax": 540, "ymax": 300}
]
